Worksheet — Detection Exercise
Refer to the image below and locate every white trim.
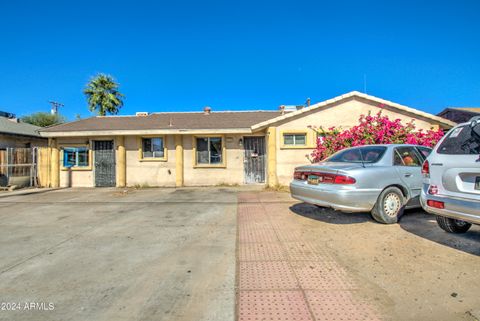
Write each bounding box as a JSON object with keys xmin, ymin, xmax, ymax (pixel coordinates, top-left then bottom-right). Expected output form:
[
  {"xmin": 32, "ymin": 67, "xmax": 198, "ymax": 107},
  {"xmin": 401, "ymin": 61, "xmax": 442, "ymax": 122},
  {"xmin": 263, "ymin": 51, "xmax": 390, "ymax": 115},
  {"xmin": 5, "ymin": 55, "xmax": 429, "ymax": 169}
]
[{"xmin": 251, "ymin": 91, "xmax": 457, "ymax": 130}]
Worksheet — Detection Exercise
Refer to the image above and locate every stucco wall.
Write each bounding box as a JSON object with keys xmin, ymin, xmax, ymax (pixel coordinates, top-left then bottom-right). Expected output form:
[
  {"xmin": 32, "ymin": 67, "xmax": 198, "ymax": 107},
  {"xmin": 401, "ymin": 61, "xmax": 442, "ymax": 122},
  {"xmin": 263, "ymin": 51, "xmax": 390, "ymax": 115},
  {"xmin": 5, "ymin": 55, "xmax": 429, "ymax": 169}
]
[
  {"xmin": 125, "ymin": 135, "xmax": 176, "ymax": 187},
  {"xmin": 57, "ymin": 137, "xmax": 94, "ymax": 187},
  {"xmin": 183, "ymin": 134, "xmax": 246, "ymax": 186},
  {"xmin": 274, "ymin": 97, "xmax": 442, "ymax": 185},
  {"xmin": 56, "ymin": 134, "xmax": 252, "ymax": 187}
]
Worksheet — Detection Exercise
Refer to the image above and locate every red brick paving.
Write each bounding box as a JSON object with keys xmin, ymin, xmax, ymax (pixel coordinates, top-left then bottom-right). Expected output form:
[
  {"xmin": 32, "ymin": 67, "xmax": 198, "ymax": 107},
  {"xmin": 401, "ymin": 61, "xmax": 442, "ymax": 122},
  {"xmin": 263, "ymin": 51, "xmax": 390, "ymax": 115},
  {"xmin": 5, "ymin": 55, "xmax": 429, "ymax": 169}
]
[{"xmin": 237, "ymin": 192, "xmax": 382, "ymax": 321}]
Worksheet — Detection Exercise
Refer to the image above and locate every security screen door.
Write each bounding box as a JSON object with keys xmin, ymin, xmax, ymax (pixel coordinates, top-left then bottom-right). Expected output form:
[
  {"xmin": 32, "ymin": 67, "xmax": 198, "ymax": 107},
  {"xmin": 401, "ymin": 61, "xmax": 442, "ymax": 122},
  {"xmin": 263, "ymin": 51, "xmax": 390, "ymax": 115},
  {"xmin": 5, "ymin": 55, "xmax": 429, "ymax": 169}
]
[
  {"xmin": 243, "ymin": 137, "xmax": 266, "ymax": 184},
  {"xmin": 94, "ymin": 140, "xmax": 116, "ymax": 187}
]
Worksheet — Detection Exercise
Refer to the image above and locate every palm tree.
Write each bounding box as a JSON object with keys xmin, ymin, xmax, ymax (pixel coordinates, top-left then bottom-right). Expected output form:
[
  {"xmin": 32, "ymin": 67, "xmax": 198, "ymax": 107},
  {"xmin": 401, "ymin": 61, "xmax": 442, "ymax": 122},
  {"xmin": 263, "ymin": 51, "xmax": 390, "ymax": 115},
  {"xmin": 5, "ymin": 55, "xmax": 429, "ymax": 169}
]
[{"xmin": 84, "ymin": 74, "xmax": 125, "ymax": 116}]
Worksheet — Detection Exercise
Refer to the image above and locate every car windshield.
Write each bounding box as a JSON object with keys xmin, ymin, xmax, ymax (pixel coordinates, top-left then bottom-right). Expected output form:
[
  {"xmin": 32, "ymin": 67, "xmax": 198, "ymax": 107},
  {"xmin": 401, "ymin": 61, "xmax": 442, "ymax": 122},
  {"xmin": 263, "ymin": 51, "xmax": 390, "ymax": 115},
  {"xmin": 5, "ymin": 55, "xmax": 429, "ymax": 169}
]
[
  {"xmin": 437, "ymin": 124, "xmax": 480, "ymax": 155},
  {"xmin": 325, "ymin": 146, "xmax": 387, "ymax": 163}
]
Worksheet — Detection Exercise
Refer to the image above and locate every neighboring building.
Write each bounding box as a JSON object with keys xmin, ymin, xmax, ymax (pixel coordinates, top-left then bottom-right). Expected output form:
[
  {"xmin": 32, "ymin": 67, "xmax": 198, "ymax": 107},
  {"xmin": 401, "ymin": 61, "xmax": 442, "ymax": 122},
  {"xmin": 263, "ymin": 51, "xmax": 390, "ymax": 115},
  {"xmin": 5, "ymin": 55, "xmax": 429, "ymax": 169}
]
[
  {"xmin": 437, "ymin": 107, "xmax": 480, "ymax": 123},
  {"xmin": 39, "ymin": 91, "xmax": 455, "ymax": 188},
  {"xmin": 0, "ymin": 113, "xmax": 47, "ymax": 149}
]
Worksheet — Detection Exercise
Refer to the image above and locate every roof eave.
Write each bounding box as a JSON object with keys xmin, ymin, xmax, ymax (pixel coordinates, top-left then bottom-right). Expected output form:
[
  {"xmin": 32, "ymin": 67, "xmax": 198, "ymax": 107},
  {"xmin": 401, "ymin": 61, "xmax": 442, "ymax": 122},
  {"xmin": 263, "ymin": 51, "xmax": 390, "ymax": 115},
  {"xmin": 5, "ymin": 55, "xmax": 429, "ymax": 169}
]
[
  {"xmin": 39, "ymin": 128, "xmax": 254, "ymax": 137},
  {"xmin": 251, "ymin": 91, "xmax": 457, "ymax": 130}
]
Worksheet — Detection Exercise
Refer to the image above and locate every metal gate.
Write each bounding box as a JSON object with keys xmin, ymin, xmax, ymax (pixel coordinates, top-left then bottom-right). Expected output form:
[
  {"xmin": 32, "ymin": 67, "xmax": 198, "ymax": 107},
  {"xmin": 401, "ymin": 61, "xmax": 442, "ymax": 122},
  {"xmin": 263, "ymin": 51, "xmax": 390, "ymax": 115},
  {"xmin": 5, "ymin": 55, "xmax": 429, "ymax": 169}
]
[
  {"xmin": 243, "ymin": 136, "xmax": 266, "ymax": 184},
  {"xmin": 94, "ymin": 141, "xmax": 116, "ymax": 187}
]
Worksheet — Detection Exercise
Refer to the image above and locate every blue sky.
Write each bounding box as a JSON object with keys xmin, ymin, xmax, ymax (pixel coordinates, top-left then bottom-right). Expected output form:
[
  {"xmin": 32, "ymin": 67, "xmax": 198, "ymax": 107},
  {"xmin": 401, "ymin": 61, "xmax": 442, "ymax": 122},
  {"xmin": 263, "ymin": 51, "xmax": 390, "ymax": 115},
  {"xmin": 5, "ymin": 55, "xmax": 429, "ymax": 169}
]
[{"xmin": 1, "ymin": 0, "xmax": 479, "ymax": 120}]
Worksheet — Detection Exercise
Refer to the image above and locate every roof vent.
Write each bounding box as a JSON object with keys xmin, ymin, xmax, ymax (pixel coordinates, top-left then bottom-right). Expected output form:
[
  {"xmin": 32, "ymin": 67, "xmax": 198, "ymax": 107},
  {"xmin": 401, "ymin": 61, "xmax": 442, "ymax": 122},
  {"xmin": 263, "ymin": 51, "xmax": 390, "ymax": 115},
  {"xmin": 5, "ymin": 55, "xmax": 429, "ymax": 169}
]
[
  {"xmin": 135, "ymin": 112, "xmax": 149, "ymax": 116},
  {"xmin": 203, "ymin": 106, "xmax": 211, "ymax": 115},
  {"xmin": 282, "ymin": 105, "xmax": 299, "ymax": 112}
]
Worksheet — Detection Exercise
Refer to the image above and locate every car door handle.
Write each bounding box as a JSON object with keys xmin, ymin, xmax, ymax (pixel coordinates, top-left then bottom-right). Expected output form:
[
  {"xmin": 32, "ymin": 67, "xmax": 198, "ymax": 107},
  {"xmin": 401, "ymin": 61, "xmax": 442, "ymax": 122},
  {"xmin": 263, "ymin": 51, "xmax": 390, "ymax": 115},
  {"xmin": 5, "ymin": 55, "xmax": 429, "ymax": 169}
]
[{"xmin": 404, "ymin": 173, "xmax": 412, "ymax": 177}]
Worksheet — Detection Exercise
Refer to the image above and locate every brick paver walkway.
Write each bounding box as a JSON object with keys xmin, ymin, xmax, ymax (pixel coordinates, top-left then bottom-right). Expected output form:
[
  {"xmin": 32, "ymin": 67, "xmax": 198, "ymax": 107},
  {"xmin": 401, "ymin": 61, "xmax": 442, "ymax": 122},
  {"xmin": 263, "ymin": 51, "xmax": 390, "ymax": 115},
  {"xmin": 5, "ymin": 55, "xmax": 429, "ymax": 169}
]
[{"xmin": 237, "ymin": 192, "xmax": 382, "ymax": 321}]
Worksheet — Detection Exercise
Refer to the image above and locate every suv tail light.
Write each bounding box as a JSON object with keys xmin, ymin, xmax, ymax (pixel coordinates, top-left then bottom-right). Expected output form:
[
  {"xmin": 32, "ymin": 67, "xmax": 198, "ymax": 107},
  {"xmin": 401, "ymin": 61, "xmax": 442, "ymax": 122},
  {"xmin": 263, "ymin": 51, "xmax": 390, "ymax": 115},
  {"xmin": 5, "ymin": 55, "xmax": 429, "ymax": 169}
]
[
  {"xmin": 422, "ymin": 160, "xmax": 430, "ymax": 177},
  {"xmin": 427, "ymin": 200, "xmax": 445, "ymax": 209}
]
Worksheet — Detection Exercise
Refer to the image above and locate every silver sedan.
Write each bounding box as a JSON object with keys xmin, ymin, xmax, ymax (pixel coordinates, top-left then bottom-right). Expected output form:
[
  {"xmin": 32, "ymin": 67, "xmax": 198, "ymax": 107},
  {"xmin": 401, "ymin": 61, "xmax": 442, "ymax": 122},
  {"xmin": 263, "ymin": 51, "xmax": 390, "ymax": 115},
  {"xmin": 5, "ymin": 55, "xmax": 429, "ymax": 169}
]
[{"xmin": 290, "ymin": 144, "xmax": 432, "ymax": 224}]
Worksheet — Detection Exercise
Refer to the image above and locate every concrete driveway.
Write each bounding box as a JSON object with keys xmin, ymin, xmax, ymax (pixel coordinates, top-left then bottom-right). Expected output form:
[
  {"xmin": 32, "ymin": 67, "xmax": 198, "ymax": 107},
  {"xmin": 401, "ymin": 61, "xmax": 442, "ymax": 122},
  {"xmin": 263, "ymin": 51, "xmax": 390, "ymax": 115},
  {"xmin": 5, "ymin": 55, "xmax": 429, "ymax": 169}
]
[{"xmin": 0, "ymin": 188, "xmax": 237, "ymax": 321}]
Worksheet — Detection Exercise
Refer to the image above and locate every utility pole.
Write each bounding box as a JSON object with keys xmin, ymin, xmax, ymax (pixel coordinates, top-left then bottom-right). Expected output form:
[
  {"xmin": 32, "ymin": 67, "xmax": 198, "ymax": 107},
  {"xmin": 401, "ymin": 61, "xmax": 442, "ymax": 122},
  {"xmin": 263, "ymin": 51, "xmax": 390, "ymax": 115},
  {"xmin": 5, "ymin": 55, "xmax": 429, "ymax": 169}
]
[{"xmin": 49, "ymin": 101, "xmax": 64, "ymax": 115}]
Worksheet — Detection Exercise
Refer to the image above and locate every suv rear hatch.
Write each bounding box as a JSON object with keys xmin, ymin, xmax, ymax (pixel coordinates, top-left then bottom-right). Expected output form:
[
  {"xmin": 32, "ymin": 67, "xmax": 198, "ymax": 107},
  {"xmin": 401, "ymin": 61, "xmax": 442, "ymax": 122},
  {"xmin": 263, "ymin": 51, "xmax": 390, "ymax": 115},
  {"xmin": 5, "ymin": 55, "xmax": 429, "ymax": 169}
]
[{"xmin": 430, "ymin": 124, "xmax": 480, "ymax": 200}]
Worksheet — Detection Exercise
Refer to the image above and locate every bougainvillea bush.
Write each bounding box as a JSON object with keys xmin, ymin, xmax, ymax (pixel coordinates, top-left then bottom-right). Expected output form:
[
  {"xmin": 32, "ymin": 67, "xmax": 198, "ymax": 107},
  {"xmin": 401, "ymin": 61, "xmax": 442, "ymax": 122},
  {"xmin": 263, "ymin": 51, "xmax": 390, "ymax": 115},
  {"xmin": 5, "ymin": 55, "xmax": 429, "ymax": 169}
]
[{"xmin": 310, "ymin": 111, "xmax": 445, "ymax": 162}]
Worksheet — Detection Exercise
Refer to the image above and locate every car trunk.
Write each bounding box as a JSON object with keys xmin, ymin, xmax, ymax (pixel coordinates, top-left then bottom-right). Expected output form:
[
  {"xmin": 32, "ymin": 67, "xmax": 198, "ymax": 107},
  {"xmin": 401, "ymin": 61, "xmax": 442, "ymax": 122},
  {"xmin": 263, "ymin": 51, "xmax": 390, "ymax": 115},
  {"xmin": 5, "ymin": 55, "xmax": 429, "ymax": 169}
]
[{"xmin": 295, "ymin": 162, "xmax": 364, "ymax": 175}]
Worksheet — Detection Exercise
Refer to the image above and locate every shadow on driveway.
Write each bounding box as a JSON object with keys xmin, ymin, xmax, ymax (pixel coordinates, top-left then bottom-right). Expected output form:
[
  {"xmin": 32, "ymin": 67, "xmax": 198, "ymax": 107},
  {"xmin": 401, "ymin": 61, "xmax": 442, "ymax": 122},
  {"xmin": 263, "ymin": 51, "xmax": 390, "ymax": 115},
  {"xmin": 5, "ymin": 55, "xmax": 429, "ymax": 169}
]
[
  {"xmin": 289, "ymin": 202, "xmax": 374, "ymax": 224},
  {"xmin": 399, "ymin": 211, "xmax": 480, "ymax": 256},
  {"xmin": 291, "ymin": 202, "xmax": 480, "ymax": 256}
]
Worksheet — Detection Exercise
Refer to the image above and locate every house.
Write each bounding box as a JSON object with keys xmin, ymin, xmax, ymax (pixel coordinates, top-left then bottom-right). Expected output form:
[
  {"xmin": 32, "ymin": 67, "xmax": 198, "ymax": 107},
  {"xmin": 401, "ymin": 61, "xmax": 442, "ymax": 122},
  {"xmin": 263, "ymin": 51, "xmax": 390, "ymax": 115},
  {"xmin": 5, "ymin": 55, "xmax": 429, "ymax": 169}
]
[
  {"xmin": 437, "ymin": 107, "xmax": 480, "ymax": 123},
  {"xmin": 39, "ymin": 91, "xmax": 455, "ymax": 188},
  {"xmin": 0, "ymin": 112, "xmax": 47, "ymax": 149}
]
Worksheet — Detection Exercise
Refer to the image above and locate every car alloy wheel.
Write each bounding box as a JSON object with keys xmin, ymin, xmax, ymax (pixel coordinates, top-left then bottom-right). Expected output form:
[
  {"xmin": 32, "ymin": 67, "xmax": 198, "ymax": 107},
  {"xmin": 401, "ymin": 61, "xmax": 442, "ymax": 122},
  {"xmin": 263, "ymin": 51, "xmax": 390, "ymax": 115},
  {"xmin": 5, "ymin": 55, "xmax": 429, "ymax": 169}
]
[{"xmin": 383, "ymin": 192, "xmax": 401, "ymax": 217}]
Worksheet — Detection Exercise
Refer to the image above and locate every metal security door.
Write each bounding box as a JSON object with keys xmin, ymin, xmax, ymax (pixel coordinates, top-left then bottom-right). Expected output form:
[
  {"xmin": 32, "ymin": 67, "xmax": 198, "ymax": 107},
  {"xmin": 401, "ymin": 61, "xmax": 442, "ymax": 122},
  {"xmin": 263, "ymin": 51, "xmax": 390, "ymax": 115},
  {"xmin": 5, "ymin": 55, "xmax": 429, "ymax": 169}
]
[
  {"xmin": 244, "ymin": 137, "xmax": 266, "ymax": 184},
  {"xmin": 94, "ymin": 141, "xmax": 116, "ymax": 187}
]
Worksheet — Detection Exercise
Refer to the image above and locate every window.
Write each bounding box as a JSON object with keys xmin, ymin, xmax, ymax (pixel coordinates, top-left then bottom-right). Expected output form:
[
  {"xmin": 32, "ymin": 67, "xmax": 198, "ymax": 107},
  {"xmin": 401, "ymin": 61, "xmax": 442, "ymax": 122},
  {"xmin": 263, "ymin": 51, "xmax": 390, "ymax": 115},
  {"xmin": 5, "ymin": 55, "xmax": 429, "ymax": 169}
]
[
  {"xmin": 196, "ymin": 137, "xmax": 223, "ymax": 165},
  {"xmin": 416, "ymin": 146, "xmax": 432, "ymax": 160},
  {"xmin": 63, "ymin": 147, "xmax": 89, "ymax": 167},
  {"xmin": 437, "ymin": 125, "xmax": 480, "ymax": 155},
  {"xmin": 393, "ymin": 147, "xmax": 422, "ymax": 167},
  {"xmin": 283, "ymin": 133, "xmax": 306, "ymax": 146},
  {"xmin": 326, "ymin": 146, "xmax": 387, "ymax": 163},
  {"xmin": 142, "ymin": 137, "xmax": 165, "ymax": 158}
]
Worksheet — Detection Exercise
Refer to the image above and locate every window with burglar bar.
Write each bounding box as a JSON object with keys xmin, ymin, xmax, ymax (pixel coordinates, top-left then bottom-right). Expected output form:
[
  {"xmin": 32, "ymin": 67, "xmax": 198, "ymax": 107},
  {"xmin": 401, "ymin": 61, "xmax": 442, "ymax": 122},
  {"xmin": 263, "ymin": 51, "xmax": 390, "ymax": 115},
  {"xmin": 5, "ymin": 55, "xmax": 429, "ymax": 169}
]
[{"xmin": 196, "ymin": 137, "xmax": 223, "ymax": 165}]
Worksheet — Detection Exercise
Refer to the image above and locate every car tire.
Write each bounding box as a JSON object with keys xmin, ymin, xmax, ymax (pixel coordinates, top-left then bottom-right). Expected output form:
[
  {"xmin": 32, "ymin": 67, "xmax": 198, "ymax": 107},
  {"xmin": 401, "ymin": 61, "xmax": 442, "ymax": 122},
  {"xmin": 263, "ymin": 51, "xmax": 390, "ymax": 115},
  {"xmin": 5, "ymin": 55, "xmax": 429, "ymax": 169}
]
[
  {"xmin": 371, "ymin": 187, "xmax": 405, "ymax": 224},
  {"xmin": 435, "ymin": 216, "xmax": 472, "ymax": 233}
]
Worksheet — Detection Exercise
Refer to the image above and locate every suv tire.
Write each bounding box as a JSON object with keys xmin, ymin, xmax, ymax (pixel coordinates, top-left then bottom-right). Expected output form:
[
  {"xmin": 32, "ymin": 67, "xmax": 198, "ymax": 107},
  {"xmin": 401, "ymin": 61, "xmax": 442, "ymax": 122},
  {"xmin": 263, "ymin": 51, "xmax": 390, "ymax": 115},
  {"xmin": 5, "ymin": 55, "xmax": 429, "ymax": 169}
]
[
  {"xmin": 436, "ymin": 216, "xmax": 472, "ymax": 233},
  {"xmin": 371, "ymin": 187, "xmax": 405, "ymax": 224}
]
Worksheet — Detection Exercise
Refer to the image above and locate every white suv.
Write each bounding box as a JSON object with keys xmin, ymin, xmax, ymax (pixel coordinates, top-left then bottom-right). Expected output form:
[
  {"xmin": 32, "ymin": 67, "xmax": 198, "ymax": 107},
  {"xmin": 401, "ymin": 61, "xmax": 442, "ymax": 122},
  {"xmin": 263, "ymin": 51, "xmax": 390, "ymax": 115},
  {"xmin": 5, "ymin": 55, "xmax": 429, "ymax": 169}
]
[{"xmin": 420, "ymin": 116, "xmax": 480, "ymax": 233}]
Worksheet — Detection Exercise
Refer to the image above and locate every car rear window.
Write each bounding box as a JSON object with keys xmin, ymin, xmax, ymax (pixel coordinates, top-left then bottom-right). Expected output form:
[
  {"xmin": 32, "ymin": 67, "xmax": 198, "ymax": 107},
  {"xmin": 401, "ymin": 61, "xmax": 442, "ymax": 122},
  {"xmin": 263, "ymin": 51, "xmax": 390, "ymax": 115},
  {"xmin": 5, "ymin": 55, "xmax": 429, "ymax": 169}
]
[
  {"xmin": 437, "ymin": 125, "xmax": 480, "ymax": 155},
  {"xmin": 326, "ymin": 146, "xmax": 387, "ymax": 163}
]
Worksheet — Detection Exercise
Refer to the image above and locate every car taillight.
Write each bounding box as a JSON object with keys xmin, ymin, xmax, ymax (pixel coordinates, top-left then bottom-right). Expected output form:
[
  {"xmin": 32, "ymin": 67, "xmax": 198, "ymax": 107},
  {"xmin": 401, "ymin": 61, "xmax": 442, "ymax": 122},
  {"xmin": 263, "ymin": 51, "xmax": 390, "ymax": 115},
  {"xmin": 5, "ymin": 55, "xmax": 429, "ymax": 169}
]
[
  {"xmin": 310, "ymin": 172, "xmax": 356, "ymax": 185},
  {"xmin": 294, "ymin": 171, "xmax": 307, "ymax": 180},
  {"xmin": 427, "ymin": 200, "xmax": 444, "ymax": 209},
  {"xmin": 422, "ymin": 160, "xmax": 430, "ymax": 176},
  {"xmin": 428, "ymin": 185, "xmax": 438, "ymax": 195},
  {"xmin": 334, "ymin": 175, "xmax": 356, "ymax": 185}
]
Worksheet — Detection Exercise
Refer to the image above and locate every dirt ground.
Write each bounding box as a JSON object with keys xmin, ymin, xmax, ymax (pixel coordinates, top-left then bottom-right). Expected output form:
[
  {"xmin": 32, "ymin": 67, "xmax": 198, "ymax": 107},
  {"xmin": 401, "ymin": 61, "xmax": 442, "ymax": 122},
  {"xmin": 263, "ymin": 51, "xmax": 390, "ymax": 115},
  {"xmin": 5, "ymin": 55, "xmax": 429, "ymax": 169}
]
[{"xmin": 283, "ymin": 192, "xmax": 480, "ymax": 321}]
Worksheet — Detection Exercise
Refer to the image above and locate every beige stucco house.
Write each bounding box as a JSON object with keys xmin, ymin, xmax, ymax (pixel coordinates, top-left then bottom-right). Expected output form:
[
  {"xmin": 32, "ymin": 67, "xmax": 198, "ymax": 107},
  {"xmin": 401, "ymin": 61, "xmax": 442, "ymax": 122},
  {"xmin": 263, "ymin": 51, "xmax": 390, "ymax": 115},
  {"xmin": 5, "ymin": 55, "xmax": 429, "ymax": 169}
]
[{"xmin": 39, "ymin": 91, "xmax": 455, "ymax": 188}]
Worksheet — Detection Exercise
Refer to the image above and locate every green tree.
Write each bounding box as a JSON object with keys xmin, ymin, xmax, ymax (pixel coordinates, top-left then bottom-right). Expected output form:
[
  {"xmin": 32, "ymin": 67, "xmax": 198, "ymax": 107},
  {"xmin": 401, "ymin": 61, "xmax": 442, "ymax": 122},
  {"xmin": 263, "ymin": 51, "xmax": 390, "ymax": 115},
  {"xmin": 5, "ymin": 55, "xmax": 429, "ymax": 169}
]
[
  {"xmin": 83, "ymin": 74, "xmax": 125, "ymax": 116},
  {"xmin": 21, "ymin": 112, "xmax": 66, "ymax": 127}
]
